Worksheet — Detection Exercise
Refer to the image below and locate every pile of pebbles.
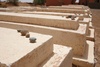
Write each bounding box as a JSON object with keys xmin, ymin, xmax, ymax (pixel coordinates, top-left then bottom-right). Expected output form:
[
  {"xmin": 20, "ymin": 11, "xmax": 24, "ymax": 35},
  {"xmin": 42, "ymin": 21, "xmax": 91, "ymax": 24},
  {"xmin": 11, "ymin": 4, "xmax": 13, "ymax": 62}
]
[{"xmin": 17, "ymin": 29, "xmax": 36, "ymax": 43}]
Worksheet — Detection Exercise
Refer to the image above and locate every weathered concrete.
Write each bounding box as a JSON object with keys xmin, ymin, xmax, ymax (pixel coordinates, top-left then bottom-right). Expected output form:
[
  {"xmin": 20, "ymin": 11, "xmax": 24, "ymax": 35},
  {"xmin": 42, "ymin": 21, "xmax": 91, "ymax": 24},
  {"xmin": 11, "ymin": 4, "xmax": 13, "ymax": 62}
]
[
  {"xmin": 23, "ymin": 11, "xmax": 91, "ymax": 20},
  {"xmin": 0, "ymin": 12, "xmax": 79, "ymax": 30},
  {"xmin": 22, "ymin": 11, "xmax": 92, "ymax": 35},
  {"xmin": 0, "ymin": 27, "xmax": 53, "ymax": 67},
  {"xmin": 63, "ymin": 5, "xmax": 92, "ymax": 15},
  {"xmin": 49, "ymin": 5, "xmax": 89, "ymax": 10},
  {"xmin": 79, "ymin": 18, "xmax": 92, "ymax": 35},
  {"xmin": 34, "ymin": 7, "xmax": 90, "ymax": 14},
  {"xmin": 0, "ymin": 21, "xmax": 87, "ymax": 56},
  {"xmin": 86, "ymin": 28, "xmax": 95, "ymax": 41},
  {"xmin": 67, "ymin": 5, "xmax": 91, "ymax": 10},
  {"xmin": 0, "ymin": 5, "xmax": 94, "ymax": 67},
  {"xmin": 0, "ymin": 8, "xmax": 10, "ymax": 12},
  {"xmin": 49, "ymin": 6, "xmax": 84, "ymax": 10},
  {"xmin": 73, "ymin": 40, "xmax": 94, "ymax": 67},
  {"xmin": 79, "ymin": 18, "xmax": 92, "ymax": 23},
  {"xmin": 89, "ymin": 22, "xmax": 94, "ymax": 28},
  {"xmin": 40, "ymin": 44, "xmax": 72, "ymax": 67}
]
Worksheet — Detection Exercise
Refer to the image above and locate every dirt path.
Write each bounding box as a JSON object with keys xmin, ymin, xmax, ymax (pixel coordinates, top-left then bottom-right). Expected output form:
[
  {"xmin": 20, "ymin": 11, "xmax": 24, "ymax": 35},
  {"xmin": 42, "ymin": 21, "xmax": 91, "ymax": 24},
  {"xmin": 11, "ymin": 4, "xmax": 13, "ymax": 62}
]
[{"xmin": 91, "ymin": 9, "xmax": 100, "ymax": 67}]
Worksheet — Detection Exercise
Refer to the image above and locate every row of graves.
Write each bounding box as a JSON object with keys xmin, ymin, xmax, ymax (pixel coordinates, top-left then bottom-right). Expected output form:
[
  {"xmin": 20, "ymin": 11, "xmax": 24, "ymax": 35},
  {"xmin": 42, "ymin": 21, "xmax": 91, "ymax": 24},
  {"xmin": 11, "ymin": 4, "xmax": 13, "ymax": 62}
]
[{"xmin": 0, "ymin": 5, "xmax": 94, "ymax": 67}]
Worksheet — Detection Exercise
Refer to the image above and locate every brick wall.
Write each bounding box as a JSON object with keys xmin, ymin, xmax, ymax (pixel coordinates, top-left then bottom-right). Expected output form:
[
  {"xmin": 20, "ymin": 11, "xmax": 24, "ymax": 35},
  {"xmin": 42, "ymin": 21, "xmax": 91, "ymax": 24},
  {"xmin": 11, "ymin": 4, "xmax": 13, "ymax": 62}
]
[
  {"xmin": 46, "ymin": 0, "xmax": 72, "ymax": 6},
  {"xmin": 46, "ymin": 0, "xmax": 95, "ymax": 6}
]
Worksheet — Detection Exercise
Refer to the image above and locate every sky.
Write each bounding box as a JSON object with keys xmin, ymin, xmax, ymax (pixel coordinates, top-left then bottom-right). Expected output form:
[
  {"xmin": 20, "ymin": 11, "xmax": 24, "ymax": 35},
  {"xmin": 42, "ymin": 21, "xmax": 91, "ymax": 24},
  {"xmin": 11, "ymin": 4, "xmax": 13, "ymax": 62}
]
[
  {"xmin": 19, "ymin": 0, "xmax": 33, "ymax": 2},
  {"xmin": 1, "ymin": 0, "xmax": 33, "ymax": 2}
]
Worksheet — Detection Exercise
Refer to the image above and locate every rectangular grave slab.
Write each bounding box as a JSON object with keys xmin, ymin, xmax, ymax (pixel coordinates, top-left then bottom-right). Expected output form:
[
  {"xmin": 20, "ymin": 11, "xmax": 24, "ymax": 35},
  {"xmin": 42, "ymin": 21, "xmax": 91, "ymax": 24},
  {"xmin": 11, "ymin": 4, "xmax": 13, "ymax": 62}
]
[
  {"xmin": 0, "ymin": 12, "xmax": 79, "ymax": 30},
  {"xmin": 0, "ymin": 27, "xmax": 53, "ymax": 67},
  {"xmin": 79, "ymin": 18, "xmax": 92, "ymax": 35},
  {"xmin": 40, "ymin": 44, "xmax": 72, "ymax": 67},
  {"xmin": 67, "ymin": 5, "xmax": 90, "ymax": 10},
  {"xmin": 73, "ymin": 40, "xmax": 94, "ymax": 67},
  {"xmin": 0, "ymin": 21, "xmax": 88, "ymax": 56},
  {"xmin": 23, "ymin": 11, "xmax": 90, "ymax": 19},
  {"xmin": 49, "ymin": 6, "xmax": 88, "ymax": 10},
  {"xmin": 67, "ymin": 5, "xmax": 92, "ymax": 14},
  {"xmin": 86, "ymin": 28, "xmax": 95, "ymax": 41},
  {"xmin": 34, "ymin": 7, "xmax": 90, "ymax": 15}
]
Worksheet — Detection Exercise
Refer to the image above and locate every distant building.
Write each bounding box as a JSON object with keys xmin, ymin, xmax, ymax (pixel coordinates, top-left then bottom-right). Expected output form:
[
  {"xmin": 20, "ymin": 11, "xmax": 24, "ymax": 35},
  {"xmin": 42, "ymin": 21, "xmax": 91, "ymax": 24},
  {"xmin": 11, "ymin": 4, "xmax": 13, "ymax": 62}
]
[
  {"xmin": 46, "ymin": 0, "xmax": 95, "ymax": 6},
  {"xmin": 46, "ymin": 0, "xmax": 72, "ymax": 6}
]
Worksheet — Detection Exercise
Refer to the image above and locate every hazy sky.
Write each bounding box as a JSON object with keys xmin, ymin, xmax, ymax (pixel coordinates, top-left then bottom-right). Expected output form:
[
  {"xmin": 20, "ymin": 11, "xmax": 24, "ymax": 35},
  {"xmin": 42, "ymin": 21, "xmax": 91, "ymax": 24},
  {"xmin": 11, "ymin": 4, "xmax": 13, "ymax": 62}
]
[
  {"xmin": 19, "ymin": 0, "xmax": 33, "ymax": 2},
  {"xmin": 1, "ymin": 0, "xmax": 33, "ymax": 2}
]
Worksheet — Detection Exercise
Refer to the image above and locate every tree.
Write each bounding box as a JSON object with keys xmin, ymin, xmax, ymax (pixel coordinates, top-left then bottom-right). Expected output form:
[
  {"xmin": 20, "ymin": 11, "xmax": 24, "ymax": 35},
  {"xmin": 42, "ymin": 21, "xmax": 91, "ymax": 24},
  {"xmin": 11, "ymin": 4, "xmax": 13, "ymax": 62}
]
[
  {"xmin": 7, "ymin": 0, "xmax": 19, "ymax": 5},
  {"xmin": 34, "ymin": 0, "xmax": 45, "ymax": 5}
]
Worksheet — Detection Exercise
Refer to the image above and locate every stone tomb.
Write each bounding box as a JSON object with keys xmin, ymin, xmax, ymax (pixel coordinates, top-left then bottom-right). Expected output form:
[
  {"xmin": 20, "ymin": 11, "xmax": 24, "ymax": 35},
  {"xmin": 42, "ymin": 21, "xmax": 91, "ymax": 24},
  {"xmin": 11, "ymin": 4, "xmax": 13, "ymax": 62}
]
[
  {"xmin": 0, "ymin": 27, "xmax": 72, "ymax": 67},
  {"xmin": 73, "ymin": 40, "xmax": 94, "ymax": 67},
  {"xmin": 0, "ymin": 21, "xmax": 94, "ymax": 67},
  {"xmin": 48, "ymin": 6, "xmax": 85, "ymax": 10},
  {"xmin": 66, "ymin": 5, "xmax": 92, "ymax": 15},
  {"xmin": 0, "ymin": 20, "xmax": 87, "ymax": 56},
  {"xmin": 22, "ymin": 11, "xmax": 92, "ymax": 28},
  {"xmin": 0, "ymin": 6, "xmax": 94, "ymax": 67},
  {"xmin": 0, "ymin": 12, "xmax": 79, "ymax": 30},
  {"xmin": 33, "ymin": 7, "xmax": 90, "ymax": 15},
  {"xmin": 67, "ymin": 5, "xmax": 91, "ymax": 10},
  {"xmin": 0, "ymin": 27, "xmax": 53, "ymax": 67},
  {"xmin": 23, "ymin": 11, "xmax": 91, "ymax": 21},
  {"xmin": 41, "ymin": 44, "xmax": 72, "ymax": 67},
  {"xmin": 49, "ymin": 5, "xmax": 90, "ymax": 11},
  {"xmin": 22, "ymin": 11, "xmax": 94, "ymax": 40}
]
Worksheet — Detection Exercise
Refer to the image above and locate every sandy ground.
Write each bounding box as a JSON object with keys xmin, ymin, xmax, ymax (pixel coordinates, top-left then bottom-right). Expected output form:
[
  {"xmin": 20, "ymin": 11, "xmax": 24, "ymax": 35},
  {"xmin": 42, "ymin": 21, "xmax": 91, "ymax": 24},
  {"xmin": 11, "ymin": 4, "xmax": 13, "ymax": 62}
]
[{"xmin": 91, "ymin": 9, "xmax": 100, "ymax": 67}]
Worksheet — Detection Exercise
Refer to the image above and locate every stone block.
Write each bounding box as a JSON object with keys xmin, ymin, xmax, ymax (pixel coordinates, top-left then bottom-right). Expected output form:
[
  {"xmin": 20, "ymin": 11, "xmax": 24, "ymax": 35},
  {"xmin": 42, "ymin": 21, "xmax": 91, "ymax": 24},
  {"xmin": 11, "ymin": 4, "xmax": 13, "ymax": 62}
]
[
  {"xmin": 49, "ymin": 5, "xmax": 91, "ymax": 14},
  {"xmin": 67, "ymin": 5, "xmax": 90, "ymax": 10},
  {"xmin": 73, "ymin": 40, "xmax": 94, "ymax": 67},
  {"xmin": 40, "ymin": 44, "xmax": 73, "ymax": 67},
  {"xmin": 0, "ymin": 27, "xmax": 53, "ymax": 67},
  {"xmin": 23, "ymin": 11, "xmax": 91, "ymax": 20},
  {"xmin": 49, "ymin": 6, "xmax": 85, "ymax": 10},
  {"xmin": 79, "ymin": 18, "xmax": 92, "ymax": 35},
  {"xmin": 35, "ymin": 7, "xmax": 90, "ymax": 14},
  {"xmin": 86, "ymin": 28, "xmax": 95, "ymax": 41},
  {"xmin": 0, "ymin": 12, "xmax": 79, "ymax": 30},
  {"xmin": 0, "ymin": 21, "xmax": 88, "ymax": 56},
  {"xmin": 89, "ymin": 22, "xmax": 94, "ymax": 28}
]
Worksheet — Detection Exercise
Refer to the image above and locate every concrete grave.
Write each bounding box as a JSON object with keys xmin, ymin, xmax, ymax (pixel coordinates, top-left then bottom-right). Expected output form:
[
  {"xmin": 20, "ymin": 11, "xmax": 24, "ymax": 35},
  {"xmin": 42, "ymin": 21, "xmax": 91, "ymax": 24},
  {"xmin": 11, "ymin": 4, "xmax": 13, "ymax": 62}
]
[
  {"xmin": 22, "ymin": 11, "xmax": 91, "ymax": 20},
  {"xmin": 73, "ymin": 41, "xmax": 94, "ymax": 67},
  {"xmin": 40, "ymin": 44, "xmax": 72, "ymax": 67},
  {"xmin": 0, "ymin": 21, "xmax": 87, "ymax": 56},
  {"xmin": 0, "ymin": 21, "xmax": 94, "ymax": 67},
  {"xmin": 49, "ymin": 6, "xmax": 86, "ymax": 10},
  {"xmin": 34, "ymin": 7, "xmax": 90, "ymax": 14},
  {"xmin": 0, "ymin": 27, "xmax": 53, "ymax": 67},
  {"xmin": 0, "ymin": 5, "xmax": 94, "ymax": 67},
  {"xmin": 0, "ymin": 27, "xmax": 73, "ymax": 67},
  {"xmin": 0, "ymin": 12, "xmax": 79, "ymax": 30}
]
